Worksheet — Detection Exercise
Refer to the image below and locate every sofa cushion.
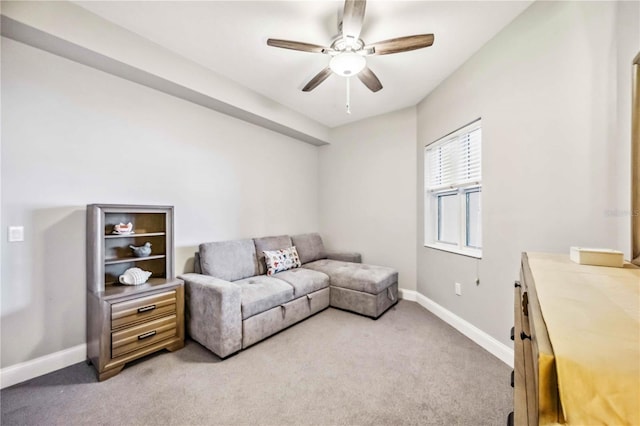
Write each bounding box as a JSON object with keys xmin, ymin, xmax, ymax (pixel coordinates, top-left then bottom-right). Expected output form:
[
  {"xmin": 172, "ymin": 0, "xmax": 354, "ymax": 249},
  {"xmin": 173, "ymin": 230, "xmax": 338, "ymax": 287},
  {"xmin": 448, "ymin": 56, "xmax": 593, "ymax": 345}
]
[
  {"xmin": 273, "ymin": 268, "xmax": 330, "ymax": 297},
  {"xmin": 291, "ymin": 233, "xmax": 327, "ymax": 264},
  {"xmin": 199, "ymin": 239, "xmax": 259, "ymax": 282},
  {"xmin": 194, "ymin": 252, "xmax": 202, "ymax": 274},
  {"xmin": 254, "ymin": 235, "xmax": 293, "ymax": 275},
  {"xmin": 264, "ymin": 246, "xmax": 302, "ymax": 275},
  {"xmin": 233, "ymin": 275, "xmax": 294, "ymax": 320},
  {"xmin": 303, "ymin": 259, "xmax": 397, "ymax": 295},
  {"xmin": 326, "ymin": 252, "xmax": 362, "ymax": 263}
]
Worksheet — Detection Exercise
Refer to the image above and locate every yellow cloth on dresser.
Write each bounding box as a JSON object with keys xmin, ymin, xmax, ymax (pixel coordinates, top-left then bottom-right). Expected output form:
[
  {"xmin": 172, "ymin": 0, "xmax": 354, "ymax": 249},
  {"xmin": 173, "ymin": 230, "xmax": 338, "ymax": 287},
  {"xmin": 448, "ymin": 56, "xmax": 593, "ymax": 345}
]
[{"xmin": 528, "ymin": 253, "xmax": 640, "ymax": 425}]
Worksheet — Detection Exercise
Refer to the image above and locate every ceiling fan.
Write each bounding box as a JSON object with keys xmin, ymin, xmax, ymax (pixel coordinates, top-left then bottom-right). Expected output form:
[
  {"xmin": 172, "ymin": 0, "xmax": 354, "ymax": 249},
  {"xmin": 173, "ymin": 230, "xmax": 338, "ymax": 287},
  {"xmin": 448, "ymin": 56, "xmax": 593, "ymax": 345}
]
[{"xmin": 266, "ymin": 0, "xmax": 434, "ymax": 97}]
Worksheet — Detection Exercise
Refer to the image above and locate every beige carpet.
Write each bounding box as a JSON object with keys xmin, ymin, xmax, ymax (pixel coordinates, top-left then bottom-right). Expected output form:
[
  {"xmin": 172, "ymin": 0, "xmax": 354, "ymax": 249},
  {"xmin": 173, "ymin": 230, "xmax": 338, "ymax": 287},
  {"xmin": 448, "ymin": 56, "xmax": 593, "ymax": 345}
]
[{"xmin": 1, "ymin": 301, "xmax": 512, "ymax": 425}]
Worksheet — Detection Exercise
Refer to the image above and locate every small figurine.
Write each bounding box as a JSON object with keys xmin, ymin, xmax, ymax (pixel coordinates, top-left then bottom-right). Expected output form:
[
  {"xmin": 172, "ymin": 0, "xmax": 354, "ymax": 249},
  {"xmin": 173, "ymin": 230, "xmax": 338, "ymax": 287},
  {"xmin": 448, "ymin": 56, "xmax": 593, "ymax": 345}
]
[
  {"xmin": 113, "ymin": 222, "xmax": 133, "ymax": 234},
  {"xmin": 129, "ymin": 242, "xmax": 152, "ymax": 257},
  {"xmin": 119, "ymin": 267, "xmax": 152, "ymax": 285}
]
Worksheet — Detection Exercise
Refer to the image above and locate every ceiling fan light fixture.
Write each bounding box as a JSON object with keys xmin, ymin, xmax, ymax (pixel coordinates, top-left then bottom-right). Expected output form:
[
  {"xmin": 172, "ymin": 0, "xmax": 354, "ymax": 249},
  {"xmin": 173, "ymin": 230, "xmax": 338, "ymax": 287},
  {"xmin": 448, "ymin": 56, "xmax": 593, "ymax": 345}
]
[
  {"xmin": 267, "ymin": 0, "xmax": 433, "ymax": 93},
  {"xmin": 330, "ymin": 52, "xmax": 366, "ymax": 77}
]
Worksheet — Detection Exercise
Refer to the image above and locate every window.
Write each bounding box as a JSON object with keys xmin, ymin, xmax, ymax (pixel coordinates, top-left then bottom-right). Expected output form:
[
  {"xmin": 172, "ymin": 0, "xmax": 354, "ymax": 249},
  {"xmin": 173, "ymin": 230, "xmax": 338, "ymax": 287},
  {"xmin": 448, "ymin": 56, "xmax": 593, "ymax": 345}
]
[{"xmin": 424, "ymin": 120, "xmax": 482, "ymax": 257}]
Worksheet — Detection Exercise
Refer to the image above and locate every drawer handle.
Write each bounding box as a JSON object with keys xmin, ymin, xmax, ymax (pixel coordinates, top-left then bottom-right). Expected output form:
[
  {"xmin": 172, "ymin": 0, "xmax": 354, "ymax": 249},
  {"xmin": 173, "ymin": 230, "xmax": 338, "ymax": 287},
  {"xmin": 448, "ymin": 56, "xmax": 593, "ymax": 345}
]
[
  {"xmin": 138, "ymin": 330, "xmax": 157, "ymax": 340},
  {"xmin": 520, "ymin": 331, "xmax": 531, "ymax": 341},
  {"xmin": 137, "ymin": 304, "xmax": 156, "ymax": 313},
  {"xmin": 514, "ymin": 281, "xmax": 521, "ymax": 288},
  {"xmin": 510, "ymin": 370, "xmax": 514, "ymax": 388},
  {"xmin": 510, "ymin": 327, "xmax": 515, "ymax": 341}
]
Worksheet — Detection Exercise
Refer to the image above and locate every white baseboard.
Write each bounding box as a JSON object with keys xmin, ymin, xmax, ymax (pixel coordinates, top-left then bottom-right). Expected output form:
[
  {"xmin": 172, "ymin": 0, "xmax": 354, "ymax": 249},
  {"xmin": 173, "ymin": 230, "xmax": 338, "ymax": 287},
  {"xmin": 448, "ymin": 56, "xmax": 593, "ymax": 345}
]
[
  {"xmin": 398, "ymin": 287, "xmax": 417, "ymax": 302},
  {"xmin": 0, "ymin": 344, "xmax": 87, "ymax": 389},
  {"xmin": 399, "ymin": 288, "xmax": 513, "ymax": 367}
]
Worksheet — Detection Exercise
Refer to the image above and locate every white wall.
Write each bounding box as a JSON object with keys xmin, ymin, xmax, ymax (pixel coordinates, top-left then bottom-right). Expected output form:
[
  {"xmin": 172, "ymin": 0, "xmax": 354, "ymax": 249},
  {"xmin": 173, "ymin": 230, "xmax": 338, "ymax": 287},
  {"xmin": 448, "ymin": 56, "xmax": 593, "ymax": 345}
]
[
  {"xmin": 0, "ymin": 38, "xmax": 320, "ymax": 368},
  {"xmin": 416, "ymin": 1, "xmax": 639, "ymax": 346},
  {"xmin": 320, "ymin": 107, "xmax": 417, "ymax": 291},
  {"xmin": 615, "ymin": 0, "xmax": 639, "ymax": 254}
]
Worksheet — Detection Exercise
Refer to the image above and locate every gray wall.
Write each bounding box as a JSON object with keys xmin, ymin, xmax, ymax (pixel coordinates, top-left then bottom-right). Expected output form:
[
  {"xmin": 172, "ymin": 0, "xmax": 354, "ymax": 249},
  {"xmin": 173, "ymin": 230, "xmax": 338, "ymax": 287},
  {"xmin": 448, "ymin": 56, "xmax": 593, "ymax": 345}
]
[
  {"xmin": 416, "ymin": 0, "xmax": 639, "ymax": 346},
  {"xmin": 320, "ymin": 107, "xmax": 417, "ymax": 291},
  {"xmin": 1, "ymin": 38, "xmax": 320, "ymax": 368},
  {"xmin": 2, "ymin": 0, "xmax": 638, "ymax": 370}
]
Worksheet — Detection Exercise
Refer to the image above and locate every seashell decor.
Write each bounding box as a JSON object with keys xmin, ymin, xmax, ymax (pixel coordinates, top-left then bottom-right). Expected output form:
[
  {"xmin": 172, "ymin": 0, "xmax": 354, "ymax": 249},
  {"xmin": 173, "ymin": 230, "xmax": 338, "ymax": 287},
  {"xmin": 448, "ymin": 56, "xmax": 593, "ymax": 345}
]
[
  {"xmin": 119, "ymin": 267, "xmax": 152, "ymax": 285},
  {"xmin": 113, "ymin": 222, "xmax": 133, "ymax": 234}
]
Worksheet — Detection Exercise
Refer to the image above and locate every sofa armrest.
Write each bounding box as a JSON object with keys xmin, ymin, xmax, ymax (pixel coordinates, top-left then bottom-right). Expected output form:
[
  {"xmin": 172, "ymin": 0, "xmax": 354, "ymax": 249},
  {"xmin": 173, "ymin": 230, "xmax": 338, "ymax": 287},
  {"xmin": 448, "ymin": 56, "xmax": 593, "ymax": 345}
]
[
  {"xmin": 326, "ymin": 252, "xmax": 362, "ymax": 263},
  {"xmin": 179, "ymin": 273, "xmax": 242, "ymax": 358}
]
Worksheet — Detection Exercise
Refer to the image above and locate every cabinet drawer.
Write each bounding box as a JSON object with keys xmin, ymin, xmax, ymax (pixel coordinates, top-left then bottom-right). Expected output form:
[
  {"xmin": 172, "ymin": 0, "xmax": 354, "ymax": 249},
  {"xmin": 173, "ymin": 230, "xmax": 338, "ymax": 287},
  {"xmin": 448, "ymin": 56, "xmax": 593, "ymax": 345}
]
[
  {"xmin": 111, "ymin": 290, "xmax": 176, "ymax": 329},
  {"xmin": 112, "ymin": 314, "xmax": 177, "ymax": 358}
]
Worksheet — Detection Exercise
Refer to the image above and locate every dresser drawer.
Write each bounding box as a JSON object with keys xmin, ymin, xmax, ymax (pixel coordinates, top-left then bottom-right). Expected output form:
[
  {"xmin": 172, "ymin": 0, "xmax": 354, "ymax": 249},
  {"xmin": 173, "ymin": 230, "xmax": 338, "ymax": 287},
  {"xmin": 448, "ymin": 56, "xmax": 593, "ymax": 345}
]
[
  {"xmin": 111, "ymin": 314, "xmax": 177, "ymax": 358},
  {"xmin": 111, "ymin": 290, "xmax": 176, "ymax": 329}
]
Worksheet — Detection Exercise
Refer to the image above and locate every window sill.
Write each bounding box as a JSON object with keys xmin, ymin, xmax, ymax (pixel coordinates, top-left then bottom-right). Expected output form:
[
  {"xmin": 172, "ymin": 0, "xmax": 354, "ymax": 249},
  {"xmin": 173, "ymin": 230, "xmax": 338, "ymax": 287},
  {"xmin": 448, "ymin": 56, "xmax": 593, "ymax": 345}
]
[{"xmin": 424, "ymin": 243, "xmax": 482, "ymax": 259}]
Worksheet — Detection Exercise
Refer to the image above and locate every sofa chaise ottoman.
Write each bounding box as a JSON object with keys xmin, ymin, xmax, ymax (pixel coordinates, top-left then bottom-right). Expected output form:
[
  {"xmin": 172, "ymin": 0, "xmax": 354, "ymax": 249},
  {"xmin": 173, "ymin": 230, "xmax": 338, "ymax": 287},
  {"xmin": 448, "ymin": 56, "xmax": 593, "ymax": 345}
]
[{"xmin": 179, "ymin": 233, "xmax": 398, "ymax": 358}]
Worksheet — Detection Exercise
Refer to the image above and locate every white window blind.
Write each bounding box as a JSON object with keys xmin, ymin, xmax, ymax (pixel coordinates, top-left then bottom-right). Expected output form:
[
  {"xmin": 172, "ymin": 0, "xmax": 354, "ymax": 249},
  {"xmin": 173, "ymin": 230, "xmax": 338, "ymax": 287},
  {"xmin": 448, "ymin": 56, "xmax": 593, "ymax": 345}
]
[{"xmin": 425, "ymin": 122, "xmax": 481, "ymax": 192}]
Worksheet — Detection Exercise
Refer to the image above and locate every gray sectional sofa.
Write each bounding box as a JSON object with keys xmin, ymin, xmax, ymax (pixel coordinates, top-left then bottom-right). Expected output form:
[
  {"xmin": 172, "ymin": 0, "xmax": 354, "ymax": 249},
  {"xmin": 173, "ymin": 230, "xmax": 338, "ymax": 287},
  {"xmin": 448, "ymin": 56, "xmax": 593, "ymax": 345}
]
[{"xmin": 179, "ymin": 233, "xmax": 398, "ymax": 358}]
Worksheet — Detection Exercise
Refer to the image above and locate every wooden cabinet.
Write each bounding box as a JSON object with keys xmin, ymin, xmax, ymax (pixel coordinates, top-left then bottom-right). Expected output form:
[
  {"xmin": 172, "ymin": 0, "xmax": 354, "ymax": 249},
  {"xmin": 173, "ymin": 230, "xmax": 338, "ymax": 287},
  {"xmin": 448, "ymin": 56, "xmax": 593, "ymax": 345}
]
[
  {"xmin": 86, "ymin": 204, "xmax": 184, "ymax": 381},
  {"xmin": 510, "ymin": 252, "xmax": 639, "ymax": 425}
]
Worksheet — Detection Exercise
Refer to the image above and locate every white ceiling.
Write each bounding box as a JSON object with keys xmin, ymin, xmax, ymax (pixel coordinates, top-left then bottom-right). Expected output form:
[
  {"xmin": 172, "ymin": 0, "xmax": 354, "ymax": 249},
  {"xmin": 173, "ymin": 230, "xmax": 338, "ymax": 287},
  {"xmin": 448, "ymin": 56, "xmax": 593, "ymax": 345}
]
[{"xmin": 75, "ymin": 1, "xmax": 532, "ymax": 128}]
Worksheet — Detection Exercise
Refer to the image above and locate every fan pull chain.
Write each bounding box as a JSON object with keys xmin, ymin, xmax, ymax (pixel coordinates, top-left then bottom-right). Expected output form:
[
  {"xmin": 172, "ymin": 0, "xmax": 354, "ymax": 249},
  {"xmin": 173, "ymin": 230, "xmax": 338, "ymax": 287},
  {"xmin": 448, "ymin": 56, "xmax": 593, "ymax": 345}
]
[{"xmin": 346, "ymin": 77, "xmax": 351, "ymax": 114}]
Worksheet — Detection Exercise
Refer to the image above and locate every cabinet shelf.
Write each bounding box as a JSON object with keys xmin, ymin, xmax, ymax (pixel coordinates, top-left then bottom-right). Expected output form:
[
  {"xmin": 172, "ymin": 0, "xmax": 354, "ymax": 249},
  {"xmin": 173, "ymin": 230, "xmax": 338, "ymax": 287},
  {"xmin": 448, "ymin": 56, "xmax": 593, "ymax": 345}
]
[
  {"xmin": 102, "ymin": 277, "xmax": 182, "ymax": 300},
  {"xmin": 104, "ymin": 232, "xmax": 166, "ymax": 239},
  {"xmin": 105, "ymin": 254, "xmax": 166, "ymax": 265},
  {"xmin": 87, "ymin": 204, "xmax": 181, "ymax": 381}
]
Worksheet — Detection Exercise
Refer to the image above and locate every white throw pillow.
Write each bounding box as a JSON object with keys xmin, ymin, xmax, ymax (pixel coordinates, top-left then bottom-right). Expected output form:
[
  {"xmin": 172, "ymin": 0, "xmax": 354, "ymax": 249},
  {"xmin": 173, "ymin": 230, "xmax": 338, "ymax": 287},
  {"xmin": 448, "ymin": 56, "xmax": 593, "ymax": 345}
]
[{"xmin": 263, "ymin": 246, "xmax": 301, "ymax": 275}]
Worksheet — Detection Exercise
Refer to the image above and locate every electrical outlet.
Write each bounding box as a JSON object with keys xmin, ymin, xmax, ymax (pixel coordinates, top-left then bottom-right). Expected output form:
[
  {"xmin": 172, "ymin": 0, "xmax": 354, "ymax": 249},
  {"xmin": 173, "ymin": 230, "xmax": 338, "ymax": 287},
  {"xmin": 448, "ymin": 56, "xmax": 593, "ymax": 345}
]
[
  {"xmin": 8, "ymin": 226, "xmax": 24, "ymax": 242},
  {"xmin": 455, "ymin": 282, "xmax": 462, "ymax": 296}
]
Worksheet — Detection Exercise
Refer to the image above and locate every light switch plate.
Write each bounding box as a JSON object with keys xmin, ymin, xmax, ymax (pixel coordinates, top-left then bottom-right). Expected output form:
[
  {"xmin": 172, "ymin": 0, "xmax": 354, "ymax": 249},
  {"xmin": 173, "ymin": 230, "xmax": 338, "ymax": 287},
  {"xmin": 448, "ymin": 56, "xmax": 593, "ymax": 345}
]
[{"xmin": 8, "ymin": 226, "xmax": 24, "ymax": 242}]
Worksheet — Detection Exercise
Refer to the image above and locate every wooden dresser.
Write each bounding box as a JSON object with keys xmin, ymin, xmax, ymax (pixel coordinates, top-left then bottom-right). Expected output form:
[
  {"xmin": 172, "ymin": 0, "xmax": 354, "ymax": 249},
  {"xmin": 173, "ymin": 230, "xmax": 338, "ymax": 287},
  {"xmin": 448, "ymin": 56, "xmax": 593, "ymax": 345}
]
[
  {"xmin": 86, "ymin": 204, "xmax": 184, "ymax": 381},
  {"xmin": 510, "ymin": 252, "xmax": 639, "ymax": 425}
]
